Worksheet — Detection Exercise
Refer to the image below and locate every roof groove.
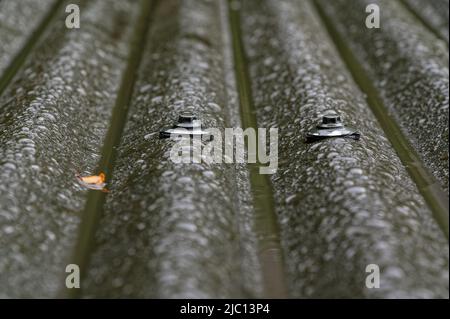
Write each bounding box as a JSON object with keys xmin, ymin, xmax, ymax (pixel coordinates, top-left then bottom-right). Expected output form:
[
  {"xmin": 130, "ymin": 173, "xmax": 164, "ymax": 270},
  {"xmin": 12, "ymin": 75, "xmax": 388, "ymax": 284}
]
[
  {"xmin": 64, "ymin": 0, "xmax": 156, "ymax": 298},
  {"xmin": 228, "ymin": 0, "xmax": 288, "ymax": 298},
  {"xmin": 0, "ymin": 0, "xmax": 64, "ymax": 99}
]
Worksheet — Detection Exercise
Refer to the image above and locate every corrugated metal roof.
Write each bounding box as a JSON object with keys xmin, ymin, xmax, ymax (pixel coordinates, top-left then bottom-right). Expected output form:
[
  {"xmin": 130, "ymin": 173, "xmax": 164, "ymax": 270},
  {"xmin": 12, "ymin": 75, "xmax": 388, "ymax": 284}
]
[{"xmin": 0, "ymin": 0, "xmax": 448, "ymax": 298}]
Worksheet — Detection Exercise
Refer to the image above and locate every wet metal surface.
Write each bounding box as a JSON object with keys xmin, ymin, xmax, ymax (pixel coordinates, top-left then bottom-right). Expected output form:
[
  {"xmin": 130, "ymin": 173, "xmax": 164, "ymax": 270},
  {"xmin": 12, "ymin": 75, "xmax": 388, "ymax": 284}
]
[
  {"xmin": 83, "ymin": 0, "xmax": 263, "ymax": 298},
  {"xmin": 0, "ymin": 0, "xmax": 56, "ymax": 76},
  {"xmin": 318, "ymin": 0, "xmax": 449, "ymax": 194},
  {"xmin": 0, "ymin": 0, "xmax": 448, "ymax": 299},
  {"xmin": 403, "ymin": 0, "xmax": 449, "ymax": 43},
  {"xmin": 240, "ymin": 0, "xmax": 448, "ymax": 298},
  {"xmin": 0, "ymin": 0, "xmax": 138, "ymax": 297},
  {"xmin": 228, "ymin": 0, "xmax": 288, "ymax": 298}
]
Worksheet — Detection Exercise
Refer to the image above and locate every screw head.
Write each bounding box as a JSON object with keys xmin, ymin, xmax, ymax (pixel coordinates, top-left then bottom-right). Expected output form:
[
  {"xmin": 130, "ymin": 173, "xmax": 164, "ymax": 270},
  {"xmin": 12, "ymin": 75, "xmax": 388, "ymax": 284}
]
[
  {"xmin": 318, "ymin": 111, "xmax": 343, "ymax": 128},
  {"xmin": 178, "ymin": 111, "xmax": 197, "ymax": 123},
  {"xmin": 322, "ymin": 112, "xmax": 341, "ymax": 124}
]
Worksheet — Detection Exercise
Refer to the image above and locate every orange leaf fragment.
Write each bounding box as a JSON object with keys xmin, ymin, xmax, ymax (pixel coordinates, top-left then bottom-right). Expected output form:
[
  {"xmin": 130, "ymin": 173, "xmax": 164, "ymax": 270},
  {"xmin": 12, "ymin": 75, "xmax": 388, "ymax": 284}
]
[
  {"xmin": 79, "ymin": 173, "xmax": 105, "ymax": 185},
  {"xmin": 76, "ymin": 172, "xmax": 107, "ymax": 191}
]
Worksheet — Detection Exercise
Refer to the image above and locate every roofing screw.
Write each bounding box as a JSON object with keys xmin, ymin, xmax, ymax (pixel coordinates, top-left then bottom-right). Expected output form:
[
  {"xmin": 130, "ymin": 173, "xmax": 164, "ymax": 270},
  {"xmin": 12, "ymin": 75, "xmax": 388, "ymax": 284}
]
[
  {"xmin": 159, "ymin": 111, "xmax": 213, "ymax": 140},
  {"xmin": 306, "ymin": 110, "xmax": 360, "ymax": 142}
]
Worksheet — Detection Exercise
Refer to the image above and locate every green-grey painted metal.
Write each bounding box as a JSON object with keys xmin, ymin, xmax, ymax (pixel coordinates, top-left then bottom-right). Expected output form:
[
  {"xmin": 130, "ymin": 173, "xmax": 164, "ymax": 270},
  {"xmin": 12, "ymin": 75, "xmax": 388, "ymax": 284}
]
[
  {"xmin": 317, "ymin": 0, "xmax": 449, "ymax": 194},
  {"xmin": 0, "ymin": 0, "xmax": 62, "ymax": 97},
  {"xmin": 0, "ymin": 0, "xmax": 448, "ymax": 299},
  {"xmin": 240, "ymin": 0, "xmax": 449, "ymax": 298},
  {"xmin": 228, "ymin": 0, "xmax": 288, "ymax": 298},
  {"xmin": 0, "ymin": 0, "xmax": 56, "ymax": 75},
  {"xmin": 0, "ymin": 0, "xmax": 138, "ymax": 298},
  {"xmin": 82, "ymin": 0, "xmax": 263, "ymax": 298},
  {"xmin": 402, "ymin": 0, "xmax": 449, "ymax": 43}
]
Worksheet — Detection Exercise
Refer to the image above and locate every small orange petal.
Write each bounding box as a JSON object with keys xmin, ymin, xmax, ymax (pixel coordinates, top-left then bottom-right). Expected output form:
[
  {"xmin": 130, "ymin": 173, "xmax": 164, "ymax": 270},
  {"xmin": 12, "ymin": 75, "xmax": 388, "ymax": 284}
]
[{"xmin": 79, "ymin": 173, "xmax": 106, "ymax": 185}]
